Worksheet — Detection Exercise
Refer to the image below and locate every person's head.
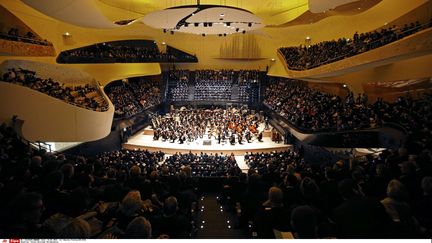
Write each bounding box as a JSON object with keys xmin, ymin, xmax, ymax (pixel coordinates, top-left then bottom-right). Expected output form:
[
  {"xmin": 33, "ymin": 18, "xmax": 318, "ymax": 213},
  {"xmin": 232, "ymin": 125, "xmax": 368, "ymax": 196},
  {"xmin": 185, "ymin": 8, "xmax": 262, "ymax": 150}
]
[
  {"xmin": 58, "ymin": 218, "xmax": 91, "ymax": 238},
  {"xmin": 387, "ymin": 179, "xmax": 408, "ymax": 202},
  {"xmin": 125, "ymin": 216, "xmax": 152, "ymax": 239},
  {"xmin": 9, "ymin": 192, "xmax": 44, "ymax": 226},
  {"xmin": 291, "ymin": 205, "xmax": 317, "ymax": 239},
  {"xmin": 31, "ymin": 155, "xmax": 43, "ymax": 168},
  {"xmin": 60, "ymin": 163, "xmax": 75, "ymax": 179},
  {"xmin": 163, "ymin": 196, "xmax": 178, "ymax": 217},
  {"xmin": 119, "ymin": 191, "xmax": 142, "ymax": 216},
  {"xmin": 421, "ymin": 176, "xmax": 432, "ymax": 196},
  {"xmin": 263, "ymin": 186, "xmax": 283, "ymax": 207},
  {"xmin": 129, "ymin": 165, "xmax": 141, "ymax": 177}
]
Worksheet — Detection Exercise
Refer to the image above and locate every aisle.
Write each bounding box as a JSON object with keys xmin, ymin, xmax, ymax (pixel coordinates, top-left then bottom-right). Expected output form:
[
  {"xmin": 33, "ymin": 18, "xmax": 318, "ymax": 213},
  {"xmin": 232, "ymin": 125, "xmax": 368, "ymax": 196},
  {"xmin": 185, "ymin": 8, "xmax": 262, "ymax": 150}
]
[{"xmin": 194, "ymin": 194, "xmax": 249, "ymax": 239}]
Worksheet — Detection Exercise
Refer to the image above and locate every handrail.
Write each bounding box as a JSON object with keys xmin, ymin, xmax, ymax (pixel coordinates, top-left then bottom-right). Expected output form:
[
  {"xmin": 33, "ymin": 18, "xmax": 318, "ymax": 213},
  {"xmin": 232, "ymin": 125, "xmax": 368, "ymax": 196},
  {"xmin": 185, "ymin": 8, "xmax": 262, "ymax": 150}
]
[{"xmin": 279, "ymin": 20, "xmax": 432, "ymax": 71}]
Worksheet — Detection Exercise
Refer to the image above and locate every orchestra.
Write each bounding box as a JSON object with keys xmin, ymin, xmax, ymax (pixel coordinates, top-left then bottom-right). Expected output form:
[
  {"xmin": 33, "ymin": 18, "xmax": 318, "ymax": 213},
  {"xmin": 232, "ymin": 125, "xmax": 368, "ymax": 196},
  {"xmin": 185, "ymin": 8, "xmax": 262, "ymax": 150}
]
[{"xmin": 152, "ymin": 107, "xmax": 265, "ymax": 145}]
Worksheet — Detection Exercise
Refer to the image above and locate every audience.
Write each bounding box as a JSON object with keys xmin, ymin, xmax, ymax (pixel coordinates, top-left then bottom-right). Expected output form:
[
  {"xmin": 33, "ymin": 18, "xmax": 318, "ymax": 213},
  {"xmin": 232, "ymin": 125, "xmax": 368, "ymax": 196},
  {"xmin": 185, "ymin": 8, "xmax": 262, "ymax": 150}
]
[
  {"xmin": 1, "ymin": 27, "xmax": 52, "ymax": 46},
  {"xmin": 167, "ymin": 69, "xmax": 261, "ymax": 102},
  {"xmin": 280, "ymin": 20, "xmax": 430, "ymax": 70},
  {"xmin": 58, "ymin": 42, "xmax": 197, "ymax": 63},
  {"xmin": 105, "ymin": 77, "xmax": 161, "ymax": 118},
  {"xmin": 1, "ymin": 68, "xmax": 108, "ymax": 111}
]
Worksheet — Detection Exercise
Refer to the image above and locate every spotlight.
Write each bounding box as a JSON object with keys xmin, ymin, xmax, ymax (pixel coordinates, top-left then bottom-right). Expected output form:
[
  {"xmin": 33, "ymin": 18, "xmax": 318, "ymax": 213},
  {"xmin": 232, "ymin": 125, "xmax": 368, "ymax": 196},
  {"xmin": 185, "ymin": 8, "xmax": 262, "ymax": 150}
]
[
  {"xmin": 236, "ymin": 28, "xmax": 239, "ymax": 32},
  {"xmin": 248, "ymin": 22, "xmax": 252, "ymax": 27},
  {"xmin": 194, "ymin": 22, "xmax": 199, "ymax": 27}
]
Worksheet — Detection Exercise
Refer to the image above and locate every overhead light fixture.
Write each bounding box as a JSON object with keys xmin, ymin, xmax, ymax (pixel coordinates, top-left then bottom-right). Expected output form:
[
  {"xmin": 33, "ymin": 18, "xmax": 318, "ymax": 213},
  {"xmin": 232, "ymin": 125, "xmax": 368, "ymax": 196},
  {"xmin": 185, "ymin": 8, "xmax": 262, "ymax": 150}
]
[
  {"xmin": 162, "ymin": 42, "xmax": 166, "ymax": 45},
  {"xmin": 63, "ymin": 32, "xmax": 71, "ymax": 37},
  {"xmin": 220, "ymin": 13, "xmax": 225, "ymax": 17}
]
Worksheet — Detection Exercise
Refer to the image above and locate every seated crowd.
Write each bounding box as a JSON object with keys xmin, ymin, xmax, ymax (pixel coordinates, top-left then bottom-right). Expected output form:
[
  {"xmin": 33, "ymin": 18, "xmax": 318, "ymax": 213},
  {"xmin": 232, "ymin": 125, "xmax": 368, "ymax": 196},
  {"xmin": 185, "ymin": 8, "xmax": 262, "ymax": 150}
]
[
  {"xmin": 194, "ymin": 69, "xmax": 235, "ymax": 101},
  {"xmin": 152, "ymin": 107, "xmax": 263, "ymax": 144},
  {"xmin": 1, "ymin": 68, "xmax": 108, "ymax": 111},
  {"xmin": 58, "ymin": 43, "xmax": 197, "ymax": 63},
  {"xmin": 264, "ymin": 78, "xmax": 432, "ymax": 134},
  {"xmin": 1, "ymin": 107, "xmax": 432, "ymax": 239},
  {"xmin": 237, "ymin": 70, "xmax": 261, "ymax": 103},
  {"xmin": 167, "ymin": 69, "xmax": 261, "ymax": 102},
  {"xmin": 167, "ymin": 70, "xmax": 190, "ymax": 101},
  {"xmin": 264, "ymin": 79, "xmax": 378, "ymax": 131},
  {"xmin": 1, "ymin": 27, "xmax": 52, "ymax": 46},
  {"xmin": 105, "ymin": 78, "xmax": 161, "ymax": 118},
  {"xmin": 280, "ymin": 20, "xmax": 431, "ymax": 70}
]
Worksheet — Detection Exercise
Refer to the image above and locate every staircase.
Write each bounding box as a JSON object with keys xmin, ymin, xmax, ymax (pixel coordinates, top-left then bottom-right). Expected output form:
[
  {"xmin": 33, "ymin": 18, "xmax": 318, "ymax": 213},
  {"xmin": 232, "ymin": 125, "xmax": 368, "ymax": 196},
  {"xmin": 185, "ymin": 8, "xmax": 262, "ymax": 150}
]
[
  {"xmin": 188, "ymin": 85, "xmax": 195, "ymax": 101},
  {"xmin": 195, "ymin": 194, "xmax": 249, "ymax": 239},
  {"xmin": 230, "ymin": 84, "xmax": 239, "ymax": 101}
]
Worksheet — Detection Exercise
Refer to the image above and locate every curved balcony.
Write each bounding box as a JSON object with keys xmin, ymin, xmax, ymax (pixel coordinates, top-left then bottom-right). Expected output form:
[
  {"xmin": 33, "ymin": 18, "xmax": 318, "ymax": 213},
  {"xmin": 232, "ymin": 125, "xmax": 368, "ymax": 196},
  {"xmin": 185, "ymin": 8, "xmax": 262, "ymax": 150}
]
[
  {"xmin": 264, "ymin": 105, "xmax": 406, "ymax": 149},
  {"xmin": 0, "ymin": 60, "xmax": 114, "ymax": 142},
  {"xmin": 56, "ymin": 40, "xmax": 198, "ymax": 64},
  {"xmin": 278, "ymin": 24, "xmax": 432, "ymax": 78}
]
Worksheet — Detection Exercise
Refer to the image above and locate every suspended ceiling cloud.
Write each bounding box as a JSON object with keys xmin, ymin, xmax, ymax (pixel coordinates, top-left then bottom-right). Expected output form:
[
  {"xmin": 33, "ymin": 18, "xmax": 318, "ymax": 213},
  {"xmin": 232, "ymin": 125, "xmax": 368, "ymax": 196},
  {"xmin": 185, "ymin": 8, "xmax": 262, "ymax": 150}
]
[
  {"xmin": 142, "ymin": 5, "xmax": 264, "ymax": 35},
  {"xmin": 21, "ymin": 0, "xmax": 120, "ymax": 28}
]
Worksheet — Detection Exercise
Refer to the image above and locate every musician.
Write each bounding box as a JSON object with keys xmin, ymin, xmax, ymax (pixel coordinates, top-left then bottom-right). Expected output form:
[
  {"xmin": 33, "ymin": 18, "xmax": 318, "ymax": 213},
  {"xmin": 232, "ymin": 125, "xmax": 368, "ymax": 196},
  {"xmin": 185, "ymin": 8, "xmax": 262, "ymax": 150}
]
[
  {"xmin": 217, "ymin": 132, "xmax": 221, "ymax": 144},
  {"xmin": 230, "ymin": 134, "xmax": 236, "ymax": 145},
  {"xmin": 245, "ymin": 131, "xmax": 251, "ymax": 143},
  {"xmin": 238, "ymin": 134, "xmax": 243, "ymax": 144},
  {"xmin": 258, "ymin": 132, "xmax": 263, "ymax": 142}
]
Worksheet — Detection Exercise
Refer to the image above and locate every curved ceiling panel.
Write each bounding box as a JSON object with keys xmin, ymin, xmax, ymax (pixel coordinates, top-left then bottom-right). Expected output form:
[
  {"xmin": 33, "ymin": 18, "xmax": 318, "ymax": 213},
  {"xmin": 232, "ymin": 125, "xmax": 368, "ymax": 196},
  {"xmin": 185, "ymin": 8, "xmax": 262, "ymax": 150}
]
[
  {"xmin": 309, "ymin": 0, "xmax": 360, "ymax": 13},
  {"xmin": 21, "ymin": 0, "xmax": 120, "ymax": 28}
]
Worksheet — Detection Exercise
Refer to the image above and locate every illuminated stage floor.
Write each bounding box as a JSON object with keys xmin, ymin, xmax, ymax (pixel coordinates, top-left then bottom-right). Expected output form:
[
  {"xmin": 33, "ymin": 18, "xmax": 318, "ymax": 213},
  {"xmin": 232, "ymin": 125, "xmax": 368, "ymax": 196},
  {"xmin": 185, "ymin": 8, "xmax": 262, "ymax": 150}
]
[{"xmin": 123, "ymin": 127, "xmax": 292, "ymax": 171}]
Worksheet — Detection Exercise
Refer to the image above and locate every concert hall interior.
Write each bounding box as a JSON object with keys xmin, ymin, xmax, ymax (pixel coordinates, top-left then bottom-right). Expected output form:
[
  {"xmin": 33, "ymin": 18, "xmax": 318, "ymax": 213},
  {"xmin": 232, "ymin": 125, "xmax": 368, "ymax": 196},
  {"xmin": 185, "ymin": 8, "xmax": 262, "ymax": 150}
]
[{"xmin": 0, "ymin": 0, "xmax": 432, "ymax": 240}]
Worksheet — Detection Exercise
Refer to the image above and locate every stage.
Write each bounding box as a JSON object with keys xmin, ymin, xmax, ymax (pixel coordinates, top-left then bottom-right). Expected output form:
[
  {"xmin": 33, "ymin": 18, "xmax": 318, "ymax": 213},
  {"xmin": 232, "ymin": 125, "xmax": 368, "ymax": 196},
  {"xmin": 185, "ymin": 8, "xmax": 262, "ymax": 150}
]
[{"xmin": 123, "ymin": 127, "xmax": 292, "ymax": 156}]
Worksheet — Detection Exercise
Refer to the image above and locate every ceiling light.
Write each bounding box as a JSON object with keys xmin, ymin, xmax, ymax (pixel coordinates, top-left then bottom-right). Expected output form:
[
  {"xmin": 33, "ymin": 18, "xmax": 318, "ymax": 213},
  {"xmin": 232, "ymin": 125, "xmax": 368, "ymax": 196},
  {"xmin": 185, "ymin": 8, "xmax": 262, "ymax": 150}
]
[
  {"xmin": 162, "ymin": 42, "xmax": 166, "ymax": 45},
  {"xmin": 220, "ymin": 13, "xmax": 224, "ymax": 17}
]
